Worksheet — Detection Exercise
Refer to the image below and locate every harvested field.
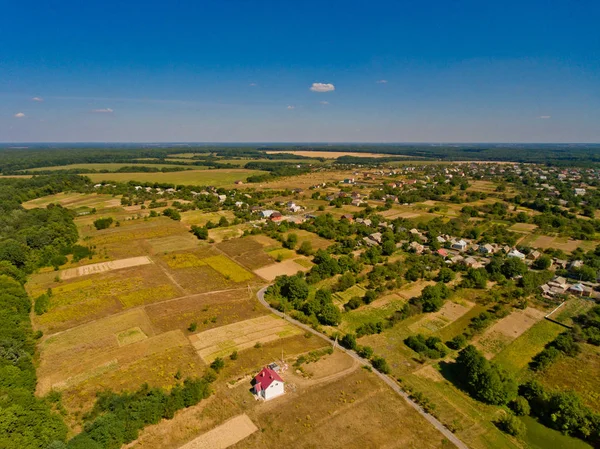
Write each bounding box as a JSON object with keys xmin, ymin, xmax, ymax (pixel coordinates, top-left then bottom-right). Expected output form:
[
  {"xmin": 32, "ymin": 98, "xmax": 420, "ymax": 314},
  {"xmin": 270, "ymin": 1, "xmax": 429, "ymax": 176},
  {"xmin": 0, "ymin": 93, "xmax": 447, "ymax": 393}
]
[
  {"xmin": 39, "ymin": 327, "xmax": 189, "ymax": 395},
  {"xmin": 181, "ymin": 210, "xmax": 235, "ymax": 227},
  {"xmin": 521, "ymin": 234, "xmax": 596, "ymax": 253},
  {"xmin": 179, "ymin": 414, "xmax": 258, "ymax": 449},
  {"xmin": 164, "ymin": 253, "xmax": 207, "ymax": 269},
  {"xmin": 409, "ymin": 300, "xmax": 476, "ymax": 334},
  {"xmin": 283, "ymin": 230, "xmax": 331, "ymax": 250},
  {"xmin": 60, "ymin": 256, "xmax": 152, "ymax": 280},
  {"xmin": 22, "ymin": 192, "xmax": 120, "ymax": 210},
  {"xmin": 147, "ymin": 234, "xmax": 200, "ymax": 253},
  {"xmin": 189, "ymin": 315, "xmax": 301, "ymax": 362},
  {"xmin": 265, "ymin": 150, "xmax": 396, "ymax": 158},
  {"xmin": 32, "ymin": 263, "xmax": 182, "ymax": 333},
  {"xmin": 208, "ymin": 225, "xmax": 246, "ymax": 243},
  {"xmin": 508, "ymin": 223, "xmax": 538, "ymax": 233},
  {"xmin": 145, "ymin": 289, "xmax": 264, "ymax": 333},
  {"xmin": 117, "ymin": 327, "xmax": 148, "ymax": 346},
  {"xmin": 216, "ymin": 237, "xmax": 274, "ymax": 270},
  {"xmin": 247, "ymin": 368, "xmax": 448, "ymax": 449},
  {"xmin": 61, "ymin": 344, "xmax": 202, "ymax": 419},
  {"xmin": 253, "ymin": 259, "xmax": 310, "ymax": 281},
  {"xmin": 86, "ymin": 169, "xmax": 268, "ymax": 187},
  {"xmin": 266, "ymin": 248, "xmax": 296, "ymax": 261},
  {"xmin": 474, "ymin": 307, "xmax": 546, "ymax": 359}
]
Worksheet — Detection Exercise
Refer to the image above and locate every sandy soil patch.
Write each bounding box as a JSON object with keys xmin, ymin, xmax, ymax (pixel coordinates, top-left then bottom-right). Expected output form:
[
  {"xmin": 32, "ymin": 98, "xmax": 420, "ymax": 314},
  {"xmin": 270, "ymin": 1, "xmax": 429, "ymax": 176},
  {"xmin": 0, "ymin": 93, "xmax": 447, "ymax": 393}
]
[
  {"xmin": 253, "ymin": 259, "xmax": 310, "ymax": 281},
  {"xmin": 60, "ymin": 256, "xmax": 152, "ymax": 280},
  {"xmin": 475, "ymin": 307, "xmax": 546, "ymax": 359},
  {"xmin": 178, "ymin": 414, "xmax": 258, "ymax": 449},
  {"xmin": 409, "ymin": 299, "xmax": 475, "ymax": 334},
  {"xmin": 189, "ymin": 315, "xmax": 300, "ymax": 362}
]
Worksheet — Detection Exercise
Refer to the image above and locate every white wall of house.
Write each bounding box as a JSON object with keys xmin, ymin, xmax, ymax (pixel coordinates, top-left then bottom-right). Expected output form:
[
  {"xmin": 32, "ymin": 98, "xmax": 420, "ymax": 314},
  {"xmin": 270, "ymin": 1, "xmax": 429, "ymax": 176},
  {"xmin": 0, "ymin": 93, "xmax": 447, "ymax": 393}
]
[{"xmin": 263, "ymin": 381, "xmax": 284, "ymax": 400}]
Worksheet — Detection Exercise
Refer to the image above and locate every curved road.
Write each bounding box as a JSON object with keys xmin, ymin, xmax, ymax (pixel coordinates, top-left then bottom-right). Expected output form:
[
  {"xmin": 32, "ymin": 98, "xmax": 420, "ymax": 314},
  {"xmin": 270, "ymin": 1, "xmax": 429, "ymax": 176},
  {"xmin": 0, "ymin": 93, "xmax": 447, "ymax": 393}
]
[{"xmin": 256, "ymin": 286, "xmax": 468, "ymax": 449}]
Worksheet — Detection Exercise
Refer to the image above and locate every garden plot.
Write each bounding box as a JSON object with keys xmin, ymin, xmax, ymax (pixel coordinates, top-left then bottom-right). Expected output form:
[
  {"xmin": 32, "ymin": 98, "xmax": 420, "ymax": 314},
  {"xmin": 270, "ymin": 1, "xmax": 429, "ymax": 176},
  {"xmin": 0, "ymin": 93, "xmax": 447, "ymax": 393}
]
[
  {"xmin": 253, "ymin": 259, "xmax": 310, "ymax": 281},
  {"xmin": 216, "ymin": 236, "xmax": 274, "ymax": 270},
  {"xmin": 60, "ymin": 256, "xmax": 152, "ymax": 280},
  {"xmin": 408, "ymin": 300, "xmax": 475, "ymax": 334},
  {"xmin": 189, "ymin": 315, "xmax": 301, "ymax": 362},
  {"xmin": 474, "ymin": 307, "xmax": 547, "ymax": 359},
  {"xmin": 178, "ymin": 414, "xmax": 258, "ymax": 449}
]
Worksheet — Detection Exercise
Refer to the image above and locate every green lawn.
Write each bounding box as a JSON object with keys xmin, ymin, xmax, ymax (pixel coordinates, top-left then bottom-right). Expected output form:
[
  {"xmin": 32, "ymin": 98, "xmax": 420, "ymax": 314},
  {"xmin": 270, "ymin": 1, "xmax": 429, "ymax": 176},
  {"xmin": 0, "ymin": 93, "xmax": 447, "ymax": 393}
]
[{"xmin": 521, "ymin": 416, "xmax": 592, "ymax": 449}]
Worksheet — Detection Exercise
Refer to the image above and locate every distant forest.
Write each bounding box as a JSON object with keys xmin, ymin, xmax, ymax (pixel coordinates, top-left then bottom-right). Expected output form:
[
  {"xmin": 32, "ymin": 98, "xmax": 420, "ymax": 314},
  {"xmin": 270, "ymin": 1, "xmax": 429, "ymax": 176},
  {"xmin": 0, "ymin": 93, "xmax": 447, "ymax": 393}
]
[{"xmin": 0, "ymin": 143, "xmax": 599, "ymax": 174}]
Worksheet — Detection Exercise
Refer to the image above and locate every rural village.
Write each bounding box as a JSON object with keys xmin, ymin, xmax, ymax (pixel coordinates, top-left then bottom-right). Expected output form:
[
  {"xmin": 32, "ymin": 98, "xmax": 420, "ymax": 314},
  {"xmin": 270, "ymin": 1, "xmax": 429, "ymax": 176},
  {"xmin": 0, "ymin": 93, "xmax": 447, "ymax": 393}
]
[{"xmin": 1, "ymin": 148, "xmax": 600, "ymax": 449}]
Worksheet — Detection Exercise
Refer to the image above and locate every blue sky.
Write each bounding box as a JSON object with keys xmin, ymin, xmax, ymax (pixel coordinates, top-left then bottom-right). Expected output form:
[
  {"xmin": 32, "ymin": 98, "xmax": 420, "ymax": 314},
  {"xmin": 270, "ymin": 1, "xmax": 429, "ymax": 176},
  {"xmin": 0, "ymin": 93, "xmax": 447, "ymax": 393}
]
[{"xmin": 1, "ymin": 0, "xmax": 599, "ymax": 142}]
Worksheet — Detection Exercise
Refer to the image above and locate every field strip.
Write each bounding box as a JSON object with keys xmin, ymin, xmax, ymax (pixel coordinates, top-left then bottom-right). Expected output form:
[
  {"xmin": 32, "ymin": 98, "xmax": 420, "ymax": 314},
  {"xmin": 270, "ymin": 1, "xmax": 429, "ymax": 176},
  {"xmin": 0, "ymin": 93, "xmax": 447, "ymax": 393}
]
[
  {"xmin": 178, "ymin": 414, "xmax": 258, "ymax": 449},
  {"xmin": 189, "ymin": 315, "xmax": 300, "ymax": 362},
  {"xmin": 60, "ymin": 256, "xmax": 152, "ymax": 280},
  {"xmin": 253, "ymin": 259, "xmax": 311, "ymax": 281},
  {"xmin": 408, "ymin": 299, "xmax": 474, "ymax": 334},
  {"xmin": 474, "ymin": 307, "xmax": 546, "ymax": 359}
]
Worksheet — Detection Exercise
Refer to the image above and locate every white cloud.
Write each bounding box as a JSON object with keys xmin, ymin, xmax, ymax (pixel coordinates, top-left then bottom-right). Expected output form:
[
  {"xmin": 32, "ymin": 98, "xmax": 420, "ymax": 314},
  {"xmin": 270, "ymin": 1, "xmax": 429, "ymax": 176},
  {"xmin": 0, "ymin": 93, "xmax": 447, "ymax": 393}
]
[
  {"xmin": 91, "ymin": 108, "xmax": 114, "ymax": 113},
  {"xmin": 320, "ymin": 101, "xmax": 329, "ymax": 105},
  {"xmin": 14, "ymin": 112, "xmax": 25, "ymax": 118},
  {"xmin": 376, "ymin": 80, "xmax": 388, "ymax": 84},
  {"xmin": 249, "ymin": 83, "xmax": 257, "ymax": 86},
  {"xmin": 310, "ymin": 82, "xmax": 335, "ymax": 92},
  {"xmin": 539, "ymin": 115, "xmax": 551, "ymax": 119},
  {"xmin": 287, "ymin": 105, "xmax": 295, "ymax": 110},
  {"xmin": 32, "ymin": 97, "xmax": 44, "ymax": 102}
]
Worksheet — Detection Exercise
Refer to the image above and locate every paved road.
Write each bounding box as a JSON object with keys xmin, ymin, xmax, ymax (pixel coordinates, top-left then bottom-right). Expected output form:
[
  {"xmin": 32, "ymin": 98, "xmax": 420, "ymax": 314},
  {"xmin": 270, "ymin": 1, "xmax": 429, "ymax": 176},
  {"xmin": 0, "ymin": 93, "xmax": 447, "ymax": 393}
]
[{"xmin": 256, "ymin": 286, "xmax": 469, "ymax": 449}]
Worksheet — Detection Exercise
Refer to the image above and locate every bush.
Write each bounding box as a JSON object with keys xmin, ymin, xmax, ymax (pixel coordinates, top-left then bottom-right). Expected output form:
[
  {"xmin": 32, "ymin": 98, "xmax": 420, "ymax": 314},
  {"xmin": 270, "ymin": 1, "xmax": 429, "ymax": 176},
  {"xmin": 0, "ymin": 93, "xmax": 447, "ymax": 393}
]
[
  {"xmin": 188, "ymin": 322, "xmax": 197, "ymax": 332},
  {"xmin": 357, "ymin": 346, "xmax": 374, "ymax": 359},
  {"xmin": 229, "ymin": 351, "xmax": 238, "ymax": 360},
  {"xmin": 344, "ymin": 296, "xmax": 362, "ymax": 311},
  {"xmin": 340, "ymin": 333, "xmax": 357, "ymax": 350},
  {"xmin": 496, "ymin": 413, "xmax": 526, "ymax": 437},
  {"xmin": 510, "ymin": 396, "xmax": 531, "ymax": 416},
  {"xmin": 93, "ymin": 217, "xmax": 113, "ymax": 230},
  {"xmin": 210, "ymin": 357, "xmax": 225, "ymax": 373},
  {"xmin": 372, "ymin": 356, "xmax": 391, "ymax": 374},
  {"xmin": 447, "ymin": 334, "xmax": 467, "ymax": 350},
  {"xmin": 162, "ymin": 208, "xmax": 181, "ymax": 221}
]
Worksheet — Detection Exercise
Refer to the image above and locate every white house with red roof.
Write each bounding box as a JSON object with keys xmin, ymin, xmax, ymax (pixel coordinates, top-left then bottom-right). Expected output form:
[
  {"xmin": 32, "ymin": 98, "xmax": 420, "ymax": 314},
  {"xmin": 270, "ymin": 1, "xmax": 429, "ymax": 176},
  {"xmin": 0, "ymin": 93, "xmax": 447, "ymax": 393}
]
[{"xmin": 253, "ymin": 366, "xmax": 284, "ymax": 401}]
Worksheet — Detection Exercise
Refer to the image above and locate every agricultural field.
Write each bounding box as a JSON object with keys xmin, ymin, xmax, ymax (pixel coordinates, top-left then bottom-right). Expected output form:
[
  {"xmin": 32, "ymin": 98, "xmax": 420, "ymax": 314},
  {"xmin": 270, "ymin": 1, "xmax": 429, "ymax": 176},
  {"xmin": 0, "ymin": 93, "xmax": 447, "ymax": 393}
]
[
  {"xmin": 492, "ymin": 320, "xmax": 564, "ymax": 377},
  {"xmin": 22, "ymin": 192, "xmax": 121, "ymax": 210},
  {"xmin": 86, "ymin": 168, "xmax": 268, "ymax": 186},
  {"xmin": 519, "ymin": 234, "xmax": 596, "ymax": 252},
  {"xmin": 535, "ymin": 343, "xmax": 600, "ymax": 413},
  {"xmin": 24, "ymin": 162, "xmax": 195, "ymax": 172}
]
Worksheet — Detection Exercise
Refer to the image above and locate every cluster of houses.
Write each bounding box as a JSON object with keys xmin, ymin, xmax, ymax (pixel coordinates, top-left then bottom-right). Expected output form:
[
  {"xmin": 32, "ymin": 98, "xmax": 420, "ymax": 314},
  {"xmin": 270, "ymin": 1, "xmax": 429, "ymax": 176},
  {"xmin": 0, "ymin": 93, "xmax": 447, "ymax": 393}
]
[{"xmin": 540, "ymin": 276, "xmax": 594, "ymax": 300}]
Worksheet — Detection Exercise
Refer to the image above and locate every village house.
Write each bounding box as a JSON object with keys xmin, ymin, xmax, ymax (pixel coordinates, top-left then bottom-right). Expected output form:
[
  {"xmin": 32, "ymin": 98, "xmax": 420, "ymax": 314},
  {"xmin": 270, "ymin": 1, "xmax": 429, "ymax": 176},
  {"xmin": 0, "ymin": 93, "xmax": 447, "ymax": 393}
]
[
  {"xmin": 452, "ymin": 239, "xmax": 468, "ymax": 252},
  {"xmin": 409, "ymin": 241, "xmax": 424, "ymax": 254},
  {"xmin": 527, "ymin": 250, "xmax": 542, "ymax": 261},
  {"xmin": 569, "ymin": 283, "xmax": 594, "ymax": 297},
  {"xmin": 270, "ymin": 212, "xmax": 283, "ymax": 222},
  {"xmin": 507, "ymin": 249, "xmax": 526, "ymax": 259},
  {"xmin": 370, "ymin": 232, "xmax": 383, "ymax": 244},
  {"xmin": 253, "ymin": 366, "xmax": 285, "ymax": 401},
  {"xmin": 341, "ymin": 214, "xmax": 354, "ymax": 222},
  {"xmin": 479, "ymin": 244, "xmax": 496, "ymax": 255}
]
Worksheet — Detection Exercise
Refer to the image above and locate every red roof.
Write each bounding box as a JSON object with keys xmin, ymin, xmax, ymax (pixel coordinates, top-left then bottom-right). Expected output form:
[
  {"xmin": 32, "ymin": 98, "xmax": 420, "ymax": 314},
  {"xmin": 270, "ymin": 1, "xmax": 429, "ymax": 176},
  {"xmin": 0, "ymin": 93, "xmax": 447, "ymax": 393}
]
[
  {"xmin": 437, "ymin": 249, "xmax": 448, "ymax": 257},
  {"xmin": 254, "ymin": 366, "xmax": 283, "ymax": 391}
]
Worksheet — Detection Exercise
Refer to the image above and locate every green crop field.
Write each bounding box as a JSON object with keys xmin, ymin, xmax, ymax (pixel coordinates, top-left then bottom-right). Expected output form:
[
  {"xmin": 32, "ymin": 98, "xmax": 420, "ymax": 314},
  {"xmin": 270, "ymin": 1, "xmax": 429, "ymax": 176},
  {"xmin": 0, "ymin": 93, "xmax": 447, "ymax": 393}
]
[{"xmin": 86, "ymin": 169, "xmax": 268, "ymax": 186}]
